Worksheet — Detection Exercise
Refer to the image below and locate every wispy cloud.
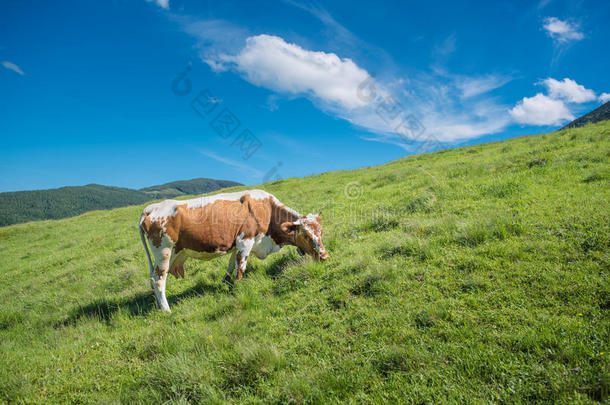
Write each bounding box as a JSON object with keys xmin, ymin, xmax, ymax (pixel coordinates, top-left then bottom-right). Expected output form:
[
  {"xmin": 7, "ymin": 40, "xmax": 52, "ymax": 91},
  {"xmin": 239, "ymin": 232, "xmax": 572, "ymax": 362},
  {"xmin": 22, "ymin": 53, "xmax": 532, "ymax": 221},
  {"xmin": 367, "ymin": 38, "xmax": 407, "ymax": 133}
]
[
  {"xmin": 146, "ymin": 0, "xmax": 169, "ymax": 10},
  {"xmin": 339, "ymin": 77, "xmax": 512, "ymax": 144},
  {"xmin": 2, "ymin": 61, "xmax": 25, "ymax": 76},
  {"xmin": 281, "ymin": 0, "xmax": 356, "ymax": 47},
  {"xmin": 454, "ymin": 74, "xmax": 513, "ymax": 99},
  {"xmin": 179, "ymin": 18, "xmax": 249, "ymax": 72},
  {"xmin": 433, "ymin": 33, "xmax": 457, "ymax": 58},
  {"xmin": 197, "ymin": 149, "xmax": 263, "ymax": 178},
  {"xmin": 265, "ymin": 132, "xmax": 324, "ymax": 158},
  {"xmin": 543, "ymin": 17, "xmax": 584, "ymax": 43},
  {"xmin": 538, "ymin": 0, "xmax": 554, "ymax": 9},
  {"xmin": 599, "ymin": 93, "xmax": 610, "ymax": 104},
  {"xmin": 279, "ymin": 0, "xmax": 396, "ymax": 72}
]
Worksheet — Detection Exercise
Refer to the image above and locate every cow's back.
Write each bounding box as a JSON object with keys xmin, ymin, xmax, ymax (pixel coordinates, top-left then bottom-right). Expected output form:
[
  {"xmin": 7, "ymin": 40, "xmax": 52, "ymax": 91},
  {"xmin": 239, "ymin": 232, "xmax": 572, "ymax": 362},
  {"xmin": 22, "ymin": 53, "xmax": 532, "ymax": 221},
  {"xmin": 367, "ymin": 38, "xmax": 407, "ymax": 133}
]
[{"xmin": 143, "ymin": 190, "xmax": 276, "ymax": 254}]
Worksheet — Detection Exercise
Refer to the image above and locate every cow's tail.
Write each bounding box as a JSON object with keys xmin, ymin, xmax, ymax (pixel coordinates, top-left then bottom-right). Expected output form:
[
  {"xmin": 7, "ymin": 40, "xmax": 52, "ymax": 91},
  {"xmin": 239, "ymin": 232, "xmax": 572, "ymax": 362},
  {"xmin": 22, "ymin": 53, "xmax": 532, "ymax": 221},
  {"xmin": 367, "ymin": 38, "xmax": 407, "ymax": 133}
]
[{"xmin": 139, "ymin": 214, "xmax": 154, "ymax": 276}]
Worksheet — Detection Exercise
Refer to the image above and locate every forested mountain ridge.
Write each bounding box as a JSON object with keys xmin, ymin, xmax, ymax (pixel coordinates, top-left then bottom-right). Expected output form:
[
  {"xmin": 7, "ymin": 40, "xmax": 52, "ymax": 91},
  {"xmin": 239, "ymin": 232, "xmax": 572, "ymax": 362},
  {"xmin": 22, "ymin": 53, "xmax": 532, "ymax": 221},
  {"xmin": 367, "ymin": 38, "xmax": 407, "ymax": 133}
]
[{"xmin": 0, "ymin": 178, "xmax": 242, "ymax": 226}]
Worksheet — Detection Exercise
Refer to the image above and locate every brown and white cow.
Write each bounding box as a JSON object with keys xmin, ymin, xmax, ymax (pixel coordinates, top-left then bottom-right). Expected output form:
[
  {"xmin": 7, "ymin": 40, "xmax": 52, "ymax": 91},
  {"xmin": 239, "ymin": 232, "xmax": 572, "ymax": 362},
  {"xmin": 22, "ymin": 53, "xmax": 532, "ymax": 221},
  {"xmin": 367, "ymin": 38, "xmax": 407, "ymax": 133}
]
[{"xmin": 139, "ymin": 189, "xmax": 328, "ymax": 312}]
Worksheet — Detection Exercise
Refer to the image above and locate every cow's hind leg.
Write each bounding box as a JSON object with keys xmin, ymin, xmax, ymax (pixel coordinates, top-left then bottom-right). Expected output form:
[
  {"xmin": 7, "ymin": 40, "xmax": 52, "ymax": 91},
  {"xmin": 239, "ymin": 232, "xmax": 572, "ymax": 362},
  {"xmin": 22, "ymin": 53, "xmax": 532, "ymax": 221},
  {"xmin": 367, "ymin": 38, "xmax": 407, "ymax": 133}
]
[
  {"xmin": 148, "ymin": 264, "xmax": 160, "ymax": 309},
  {"xmin": 150, "ymin": 245, "xmax": 173, "ymax": 312}
]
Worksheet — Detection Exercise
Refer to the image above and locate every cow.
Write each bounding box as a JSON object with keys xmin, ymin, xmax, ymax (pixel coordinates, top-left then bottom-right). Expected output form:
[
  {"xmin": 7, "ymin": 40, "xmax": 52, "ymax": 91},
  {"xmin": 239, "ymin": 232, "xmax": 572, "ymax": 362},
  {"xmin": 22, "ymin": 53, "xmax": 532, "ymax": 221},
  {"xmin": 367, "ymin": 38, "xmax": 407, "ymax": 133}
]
[{"xmin": 139, "ymin": 189, "xmax": 328, "ymax": 312}]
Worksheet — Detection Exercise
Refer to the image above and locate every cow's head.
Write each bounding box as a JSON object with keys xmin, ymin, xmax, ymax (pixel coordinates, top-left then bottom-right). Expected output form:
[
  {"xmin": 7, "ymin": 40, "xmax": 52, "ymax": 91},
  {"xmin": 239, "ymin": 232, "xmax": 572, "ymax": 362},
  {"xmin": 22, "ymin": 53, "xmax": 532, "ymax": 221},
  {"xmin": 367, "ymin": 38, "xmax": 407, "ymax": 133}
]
[{"xmin": 281, "ymin": 214, "xmax": 328, "ymax": 261}]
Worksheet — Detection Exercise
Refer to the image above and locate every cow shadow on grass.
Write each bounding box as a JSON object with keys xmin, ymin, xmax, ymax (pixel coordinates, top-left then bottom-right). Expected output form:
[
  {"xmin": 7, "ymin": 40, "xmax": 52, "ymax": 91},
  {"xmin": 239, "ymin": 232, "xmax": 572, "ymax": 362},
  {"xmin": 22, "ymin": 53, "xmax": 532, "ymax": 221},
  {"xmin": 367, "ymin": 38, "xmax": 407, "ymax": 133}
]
[
  {"xmin": 54, "ymin": 279, "xmax": 225, "ymax": 328},
  {"xmin": 55, "ymin": 254, "xmax": 299, "ymax": 328},
  {"xmin": 263, "ymin": 253, "xmax": 306, "ymax": 279}
]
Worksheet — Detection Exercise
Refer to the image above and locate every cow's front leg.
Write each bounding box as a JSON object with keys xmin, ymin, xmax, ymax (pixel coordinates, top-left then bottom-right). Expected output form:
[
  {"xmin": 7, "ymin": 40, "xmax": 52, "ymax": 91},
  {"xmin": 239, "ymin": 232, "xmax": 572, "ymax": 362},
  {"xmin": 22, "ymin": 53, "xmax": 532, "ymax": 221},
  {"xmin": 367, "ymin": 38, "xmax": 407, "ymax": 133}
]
[
  {"xmin": 234, "ymin": 235, "xmax": 255, "ymax": 281},
  {"xmin": 235, "ymin": 251, "xmax": 247, "ymax": 281},
  {"xmin": 222, "ymin": 251, "xmax": 236, "ymax": 284}
]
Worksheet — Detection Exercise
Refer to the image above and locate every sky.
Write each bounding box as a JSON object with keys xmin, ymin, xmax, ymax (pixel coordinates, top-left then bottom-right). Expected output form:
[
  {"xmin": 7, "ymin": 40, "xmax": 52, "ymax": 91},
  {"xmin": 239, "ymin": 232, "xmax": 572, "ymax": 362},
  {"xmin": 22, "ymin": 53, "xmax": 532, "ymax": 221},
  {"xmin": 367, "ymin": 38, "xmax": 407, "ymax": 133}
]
[{"xmin": 1, "ymin": 0, "xmax": 609, "ymax": 192}]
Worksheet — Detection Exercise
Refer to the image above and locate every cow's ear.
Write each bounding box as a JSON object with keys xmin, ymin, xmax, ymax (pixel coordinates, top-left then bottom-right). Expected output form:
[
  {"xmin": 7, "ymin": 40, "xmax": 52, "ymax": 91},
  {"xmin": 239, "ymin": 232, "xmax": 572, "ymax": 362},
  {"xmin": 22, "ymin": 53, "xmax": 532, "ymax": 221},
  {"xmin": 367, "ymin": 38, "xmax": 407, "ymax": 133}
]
[
  {"xmin": 315, "ymin": 213, "xmax": 321, "ymax": 223},
  {"xmin": 281, "ymin": 221, "xmax": 297, "ymax": 234}
]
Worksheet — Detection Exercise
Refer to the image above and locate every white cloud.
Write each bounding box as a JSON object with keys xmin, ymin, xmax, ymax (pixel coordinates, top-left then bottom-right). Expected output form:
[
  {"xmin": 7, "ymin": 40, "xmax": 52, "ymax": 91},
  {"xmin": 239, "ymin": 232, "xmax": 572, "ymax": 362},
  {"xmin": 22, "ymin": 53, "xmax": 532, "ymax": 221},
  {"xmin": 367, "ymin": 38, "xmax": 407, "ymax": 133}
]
[
  {"xmin": 509, "ymin": 93, "xmax": 574, "ymax": 125},
  {"xmin": 2, "ymin": 61, "xmax": 24, "ymax": 75},
  {"xmin": 599, "ymin": 93, "xmax": 610, "ymax": 103},
  {"xmin": 543, "ymin": 17, "xmax": 584, "ymax": 43},
  {"xmin": 541, "ymin": 77, "xmax": 596, "ymax": 103},
  {"xmin": 218, "ymin": 34, "xmax": 371, "ymax": 110},
  {"xmin": 197, "ymin": 149, "xmax": 263, "ymax": 178},
  {"xmin": 195, "ymin": 31, "xmax": 512, "ymax": 144},
  {"xmin": 146, "ymin": 0, "xmax": 169, "ymax": 9},
  {"xmin": 509, "ymin": 77, "xmax": 601, "ymax": 126}
]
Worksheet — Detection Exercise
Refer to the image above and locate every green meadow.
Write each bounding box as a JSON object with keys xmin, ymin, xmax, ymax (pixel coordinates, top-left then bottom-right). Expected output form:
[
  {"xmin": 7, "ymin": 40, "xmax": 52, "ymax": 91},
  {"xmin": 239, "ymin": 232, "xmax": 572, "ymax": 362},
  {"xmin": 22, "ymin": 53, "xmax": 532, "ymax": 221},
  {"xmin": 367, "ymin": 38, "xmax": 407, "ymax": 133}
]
[{"xmin": 1, "ymin": 122, "xmax": 608, "ymax": 403}]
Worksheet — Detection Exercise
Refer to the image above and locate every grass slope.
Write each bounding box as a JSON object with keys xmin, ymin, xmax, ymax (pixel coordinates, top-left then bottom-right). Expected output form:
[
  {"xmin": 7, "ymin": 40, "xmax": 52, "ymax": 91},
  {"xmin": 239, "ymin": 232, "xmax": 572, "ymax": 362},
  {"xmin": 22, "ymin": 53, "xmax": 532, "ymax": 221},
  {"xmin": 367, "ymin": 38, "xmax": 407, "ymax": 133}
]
[
  {"xmin": 1, "ymin": 123, "xmax": 608, "ymax": 403},
  {"xmin": 0, "ymin": 178, "xmax": 242, "ymax": 227}
]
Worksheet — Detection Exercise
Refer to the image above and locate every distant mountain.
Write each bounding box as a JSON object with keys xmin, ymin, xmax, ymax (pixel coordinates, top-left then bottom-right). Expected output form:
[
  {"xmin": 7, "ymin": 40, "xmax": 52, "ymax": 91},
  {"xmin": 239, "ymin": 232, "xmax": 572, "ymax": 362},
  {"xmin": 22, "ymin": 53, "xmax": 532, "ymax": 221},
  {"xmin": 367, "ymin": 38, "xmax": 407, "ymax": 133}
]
[
  {"xmin": 562, "ymin": 101, "xmax": 610, "ymax": 129},
  {"xmin": 0, "ymin": 178, "xmax": 242, "ymax": 227},
  {"xmin": 140, "ymin": 178, "xmax": 241, "ymax": 199}
]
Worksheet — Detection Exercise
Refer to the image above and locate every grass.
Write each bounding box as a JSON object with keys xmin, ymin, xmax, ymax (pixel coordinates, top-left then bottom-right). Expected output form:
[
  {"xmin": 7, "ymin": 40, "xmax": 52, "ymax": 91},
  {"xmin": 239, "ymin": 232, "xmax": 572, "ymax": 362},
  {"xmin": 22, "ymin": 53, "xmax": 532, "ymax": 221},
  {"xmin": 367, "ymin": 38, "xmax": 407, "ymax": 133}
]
[{"xmin": 1, "ymin": 122, "xmax": 609, "ymax": 403}]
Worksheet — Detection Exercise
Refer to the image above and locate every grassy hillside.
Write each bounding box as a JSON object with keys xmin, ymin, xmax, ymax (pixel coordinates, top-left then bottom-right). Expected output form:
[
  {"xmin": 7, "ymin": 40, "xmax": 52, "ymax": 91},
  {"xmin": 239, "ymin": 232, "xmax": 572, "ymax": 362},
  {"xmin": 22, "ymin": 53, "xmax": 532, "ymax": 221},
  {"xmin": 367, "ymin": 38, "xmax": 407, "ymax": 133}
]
[
  {"xmin": 0, "ymin": 178, "xmax": 242, "ymax": 227},
  {"xmin": 0, "ymin": 122, "xmax": 608, "ymax": 403}
]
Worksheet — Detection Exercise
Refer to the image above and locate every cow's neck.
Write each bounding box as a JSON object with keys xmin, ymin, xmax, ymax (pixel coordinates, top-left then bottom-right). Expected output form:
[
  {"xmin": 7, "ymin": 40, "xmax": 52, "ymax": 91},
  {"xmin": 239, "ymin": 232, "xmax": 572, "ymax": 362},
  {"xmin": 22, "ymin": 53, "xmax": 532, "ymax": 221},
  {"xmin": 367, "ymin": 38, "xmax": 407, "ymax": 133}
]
[{"xmin": 269, "ymin": 198, "xmax": 301, "ymax": 246}]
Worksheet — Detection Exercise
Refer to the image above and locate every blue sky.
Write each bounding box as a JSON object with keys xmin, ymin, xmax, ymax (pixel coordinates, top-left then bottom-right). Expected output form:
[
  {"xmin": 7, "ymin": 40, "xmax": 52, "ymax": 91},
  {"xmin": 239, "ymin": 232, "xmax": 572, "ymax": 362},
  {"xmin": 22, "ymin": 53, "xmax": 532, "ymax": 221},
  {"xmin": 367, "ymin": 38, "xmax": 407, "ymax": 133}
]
[{"xmin": 1, "ymin": 0, "xmax": 608, "ymax": 192}]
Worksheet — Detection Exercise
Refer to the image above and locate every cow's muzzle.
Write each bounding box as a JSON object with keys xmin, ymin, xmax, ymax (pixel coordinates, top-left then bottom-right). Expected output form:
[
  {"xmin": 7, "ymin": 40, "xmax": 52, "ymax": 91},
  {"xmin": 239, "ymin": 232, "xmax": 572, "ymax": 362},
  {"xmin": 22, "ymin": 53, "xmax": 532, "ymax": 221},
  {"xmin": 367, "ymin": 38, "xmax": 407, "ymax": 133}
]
[{"xmin": 297, "ymin": 247, "xmax": 305, "ymax": 256}]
